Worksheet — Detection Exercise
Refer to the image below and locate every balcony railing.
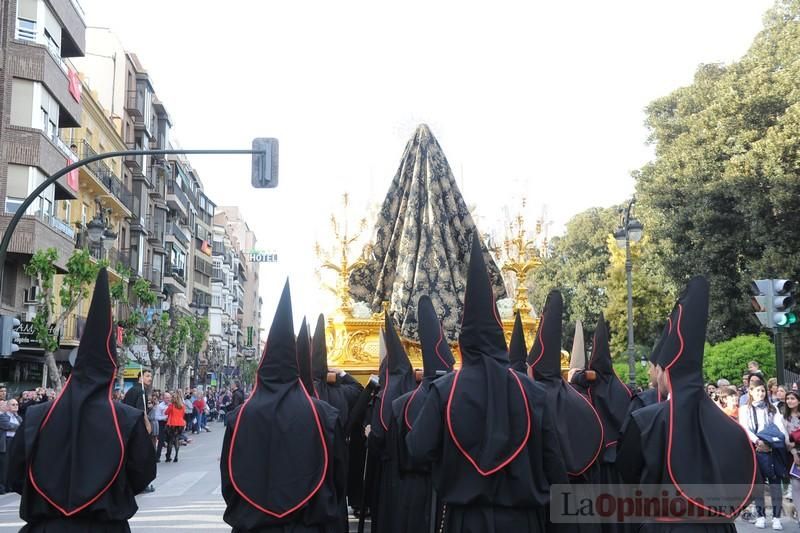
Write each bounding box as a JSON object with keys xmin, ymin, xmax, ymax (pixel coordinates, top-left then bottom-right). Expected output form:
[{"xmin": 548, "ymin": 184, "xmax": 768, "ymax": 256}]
[
  {"xmin": 88, "ymin": 247, "xmax": 132, "ymax": 274},
  {"xmin": 164, "ymin": 260, "xmax": 187, "ymax": 285},
  {"xmin": 125, "ymin": 90, "xmax": 144, "ymax": 118},
  {"xmin": 166, "ymin": 180, "xmax": 190, "ymax": 210},
  {"xmin": 142, "ymin": 262, "xmax": 162, "ymax": 287},
  {"xmin": 37, "ymin": 211, "xmax": 75, "ymax": 239},
  {"xmin": 52, "ymin": 133, "xmax": 78, "ymax": 161},
  {"xmin": 145, "ymin": 215, "xmax": 164, "ymax": 243},
  {"xmin": 165, "ymin": 222, "xmax": 189, "ymax": 247},
  {"xmin": 77, "ymin": 140, "xmax": 134, "ymax": 211}
]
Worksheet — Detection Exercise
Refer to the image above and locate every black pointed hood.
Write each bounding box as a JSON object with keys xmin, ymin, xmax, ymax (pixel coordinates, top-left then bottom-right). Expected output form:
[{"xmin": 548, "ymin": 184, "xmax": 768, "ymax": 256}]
[
  {"xmin": 523, "ymin": 289, "xmax": 603, "ymax": 476},
  {"xmin": 458, "ymin": 233, "xmax": 507, "ymax": 365},
  {"xmin": 297, "ymin": 317, "xmax": 315, "ymax": 397},
  {"xmin": 29, "ymin": 267, "xmax": 127, "ymax": 515},
  {"xmin": 528, "ymin": 290, "xmax": 563, "ymax": 380},
  {"xmin": 588, "ymin": 312, "xmax": 632, "ymax": 457},
  {"xmin": 312, "ymin": 314, "xmax": 329, "ymax": 380},
  {"xmin": 72, "ymin": 267, "xmax": 117, "ymax": 382},
  {"xmin": 508, "ymin": 311, "xmax": 528, "ymax": 373},
  {"xmin": 401, "ymin": 296, "xmax": 457, "ymax": 432},
  {"xmin": 227, "ymin": 279, "xmax": 330, "ymax": 518},
  {"xmin": 417, "ymin": 296, "xmax": 455, "ymax": 377},
  {"xmin": 377, "ymin": 312, "xmax": 416, "ymax": 431},
  {"xmin": 257, "ymin": 280, "xmax": 298, "ymax": 385},
  {"xmin": 657, "ymin": 276, "xmax": 756, "ymax": 518}
]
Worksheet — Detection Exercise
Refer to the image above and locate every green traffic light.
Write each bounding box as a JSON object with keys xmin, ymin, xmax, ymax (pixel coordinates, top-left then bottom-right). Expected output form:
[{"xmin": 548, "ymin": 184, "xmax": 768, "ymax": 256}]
[
  {"xmin": 789, "ymin": 313, "xmax": 798, "ymax": 325},
  {"xmin": 776, "ymin": 312, "xmax": 798, "ymax": 327}
]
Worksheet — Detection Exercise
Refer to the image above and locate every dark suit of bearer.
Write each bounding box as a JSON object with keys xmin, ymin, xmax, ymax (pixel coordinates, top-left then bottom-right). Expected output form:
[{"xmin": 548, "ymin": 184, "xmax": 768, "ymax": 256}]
[
  {"xmin": 406, "ymin": 235, "xmax": 568, "ymax": 533},
  {"xmin": 6, "ymin": 268, "xmax": 156, "ymax": 532},
  {"xmin": 389, "ymin": 295, "xmax": 456, "ymax": 533},
  {"xmin": 221, "ymin": 281, "xmax": 347, "ymax": 533},
  {"xmin": 616, "ymin": 277, "xmax": 757, "ymax": 532}
]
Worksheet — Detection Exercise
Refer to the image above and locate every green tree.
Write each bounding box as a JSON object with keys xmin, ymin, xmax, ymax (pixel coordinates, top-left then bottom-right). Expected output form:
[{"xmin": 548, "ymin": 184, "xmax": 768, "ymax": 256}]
[
  {"xmin": 703, "ymin": 334, "xmax": 776, "ymax": 384},
  {"xmin": 117, "ymin": 277, "xmax": 161, "ymax": 377},
  {"xmin": 24, "ymin": 248, "xmax": 103, "ymax": 393},
  {"xmin": 603, "ymin": 235, "xmax": 676, "ymax": 357},
  {"xmin": 181, "ymin": 315, "xmax": 209, "ymax": 387},
  {"xmin": 527, "ymin": 206, "xmax": 620, "ymax": 346},
  {"xmin": 635, "ymin": 0, "xmax": 800, "ymax": 347}
]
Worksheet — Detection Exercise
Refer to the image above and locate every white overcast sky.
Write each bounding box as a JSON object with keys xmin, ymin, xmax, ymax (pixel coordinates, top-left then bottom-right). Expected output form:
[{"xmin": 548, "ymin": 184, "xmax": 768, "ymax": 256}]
[{"xmin": 80, "ymin": 0, "xmax": 774, "ymax": 331}]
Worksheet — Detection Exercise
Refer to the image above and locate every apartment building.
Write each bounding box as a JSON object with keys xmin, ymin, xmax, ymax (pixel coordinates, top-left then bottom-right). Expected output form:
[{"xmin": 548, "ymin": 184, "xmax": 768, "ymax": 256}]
[
  {"xmin": 215, "ymin": 206, "xmax": 262, "ymax": 360},
  {"xmin": 0, "ymin": 0, "xmax": 86, "ymax": 385}
]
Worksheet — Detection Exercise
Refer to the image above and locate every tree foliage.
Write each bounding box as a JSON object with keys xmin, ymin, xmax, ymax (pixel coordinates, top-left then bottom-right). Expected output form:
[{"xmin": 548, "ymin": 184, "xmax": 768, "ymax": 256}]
[
  {"xmin": 603, "ymin": 235, "xmax": 675, "ymax": 357},
  {"xmin": 24, "ymin": 248, "xmax": 103, "ymax": 392},
  {"xmin": 635, "ymin": 0, "xmax": 800, "ymax": 348},
  {"xmin": 528, "ymin": 206, "xmax": 620, "ymax": 346},
  {"xmin": 703, "ymin": 334, "xmax": 776, "ymax": 384}
]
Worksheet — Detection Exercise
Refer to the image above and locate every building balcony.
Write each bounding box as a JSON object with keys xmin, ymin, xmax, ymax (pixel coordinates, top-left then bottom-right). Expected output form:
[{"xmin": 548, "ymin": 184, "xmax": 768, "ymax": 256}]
[
  {"xmin": 87, "ymin": 246, "xmax": 131, "ymax": 281},
  {"xmin": 145, "ymin": 215, "xmax": 164, "ymax": 244},
  {"xmin": 163, "ymin": 262, "xmax": 186, "ymax": 294},
  {"xmin": 0, "ymin": 214, "xmax": 74, "ymax": 270},
  {"xmin": 123, "ymin": 142, "xmax": 144, "ymax": 173},
  {"xmin": 124, "ymin": 90, "xmax": 144, "ymax": 119},
  {"xmin": 4, "ymin": 126, "xmax": 79, "ymax": 200},
  {"xmin": 165, "ymin": 221, "xmax": 189, "ymax": 249},
  {"xmin": 76, "ymin": 140, "xmax": 133, "ymax": 215},
  {"xmin": 61, "ymin": 313, "xmax": 88, "ymax": 346},
  {"xmin": 5, "ymin": 42, "xmax": 81, "ymax": 126},
  {"xmin": 166, "ymin": 181, "xmax": 190, "ymax": 218},
  {"xmin": 142, "ymin": 262, "xmax": 162, "ymax": 290},
  {"xmin": 43, "ymin": 0, "xmax": 86, "ymax": 56}
]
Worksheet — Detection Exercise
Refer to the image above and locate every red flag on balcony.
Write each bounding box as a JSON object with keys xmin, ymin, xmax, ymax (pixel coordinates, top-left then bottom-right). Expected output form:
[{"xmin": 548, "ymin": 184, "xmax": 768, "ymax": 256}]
[
  {"xmin": 66, "ymin": 159, "xmax": 79, "ymax": 192},
  {"xmin": 68, "ymin": 68, "xmax": 82, "ymax": 103},
  {"xmin": 201, "ymin": 240, "xmax": 212, "ymax": 256}
]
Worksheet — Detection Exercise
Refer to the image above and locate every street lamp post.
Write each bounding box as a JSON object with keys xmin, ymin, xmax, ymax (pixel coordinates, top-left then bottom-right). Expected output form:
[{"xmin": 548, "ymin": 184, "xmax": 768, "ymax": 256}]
[{"xmin": 614, "ymin": 197, "xmax": 643, "ymax": 391}]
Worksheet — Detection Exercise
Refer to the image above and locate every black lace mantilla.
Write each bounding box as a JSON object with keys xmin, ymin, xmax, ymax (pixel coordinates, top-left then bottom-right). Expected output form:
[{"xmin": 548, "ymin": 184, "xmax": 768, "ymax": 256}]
[{"xmin": 349, "ymin": 124, "xmax": 506, "ymax": 343}]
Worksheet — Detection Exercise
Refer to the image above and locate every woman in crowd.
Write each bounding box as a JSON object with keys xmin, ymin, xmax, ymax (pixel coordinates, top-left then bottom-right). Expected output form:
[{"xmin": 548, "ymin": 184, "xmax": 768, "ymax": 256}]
[
  {"xmin": 164, "ymin": 390, "xmax": 186, "ymax": 463},
  {"xmin": 740, "ymin": 377, "xmax": 789, "ymax": 530},
  {"xmin": 0, "ymin": 399, "xmax": 21, "ymax": 495},
  {"xmin": 783, "ymin": 391, "xmax": 800, "ymax": 525},
  {"xmin": 718, "ymin": 385, "xmax": 740, "ymax": 419}
]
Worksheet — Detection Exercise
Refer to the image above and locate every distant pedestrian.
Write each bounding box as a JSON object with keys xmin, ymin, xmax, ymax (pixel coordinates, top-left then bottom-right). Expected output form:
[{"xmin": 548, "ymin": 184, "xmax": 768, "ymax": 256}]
[
  {"xmin": 154, "ymin": 392, "xmax": 171, "ymax": 462},
  {"xmin": 164, "ymin": 393, "xmax": 186, "ymax": 463},
  {"xmin": 230, "ymin": 381, "xmax": 244, "ymax": 412}
]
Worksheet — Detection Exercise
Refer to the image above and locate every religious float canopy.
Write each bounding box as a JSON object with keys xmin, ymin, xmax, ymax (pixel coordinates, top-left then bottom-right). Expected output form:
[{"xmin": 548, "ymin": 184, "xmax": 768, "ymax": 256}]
[{"xmin": 315, "ymin": 124, "xmax": 569, "ymax": 380}]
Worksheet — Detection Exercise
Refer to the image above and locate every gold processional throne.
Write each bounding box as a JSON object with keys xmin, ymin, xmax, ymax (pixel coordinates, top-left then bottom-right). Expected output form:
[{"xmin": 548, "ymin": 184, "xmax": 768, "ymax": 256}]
[{"xmin": 315, "ymin": 195, "xmax": 569, "ymax": 383}]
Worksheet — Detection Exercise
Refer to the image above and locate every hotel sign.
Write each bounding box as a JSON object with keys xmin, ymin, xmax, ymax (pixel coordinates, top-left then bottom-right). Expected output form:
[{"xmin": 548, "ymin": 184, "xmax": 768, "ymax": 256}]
[{"xmin": 248, "ymin": 250, "xmax": 278, "ymax": 263}]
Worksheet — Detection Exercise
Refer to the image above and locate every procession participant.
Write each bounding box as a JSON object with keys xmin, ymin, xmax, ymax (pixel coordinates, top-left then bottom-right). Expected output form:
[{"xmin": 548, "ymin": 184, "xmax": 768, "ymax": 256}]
[
  {"xmin": 221, "ymin": 280, "xmax": 347, "ymax": 532},
  {"xmin": 508, "ymin": 311, "xmax": 528, "ymax": 374},
  {"xmin": 390, "ymin": 295, "xmax": 455, "ymax": 532},
  {"xmin": 367, "ymin": 312, "xmax": 416, "ymax": 532},
  {"xmin": 585, "ymin": 313, "xmax": 635, "ymax": 533},
  {"xmin": 297, "ymin": 318, "xmax": 316, "ymax": 398},
  {"xmin": 312, "ymin": 314, "xmax": 363, "ymax": 426},
  {"xmin": 310, "ymin": 314, "xmax": 364, "ymax": 519},
  {"xmin": 6, "ymin": 268, "xmax": 156, "ymax": 532},
  {"xmin": 407, "ymin": 234, "xmax": 568, "ymax": 532},
  {"xmin": 616, "ymin": 276, "xmax": 757, "ymax": 531},
  {"xmin": 528, "ymin": 291, "xmax": 604, "ymax": 532}
]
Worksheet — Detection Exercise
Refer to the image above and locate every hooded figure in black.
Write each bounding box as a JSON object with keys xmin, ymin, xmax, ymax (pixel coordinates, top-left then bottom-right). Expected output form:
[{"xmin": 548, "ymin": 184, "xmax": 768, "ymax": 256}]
[
  {"xmin": 527, "ymin": 291, "xmax": 604, "ymax": 531},
  {"xmin": 221, "ymin": 281, "xmax": 347, "ymax": 533},
  {"xmin": 297, "ymin": 317, "xmax": 315, "ymax": 398},
  {"xmin": 587, "ymin": 313, "xmax": 632, "ymax": 464},
  {"xmin": 368, "ymin": 312, "xmax": 416, "ymax": 532},
  {"xmin": 508, "ymin": 311, "xmax": 528, "ymax": 374},
  {"xmin": 406, "ymin": 234, "xmax": 568, "ymax": 533},
  {"xmin": 390, "ymin": 295, "xmax": 455, "ymax": 533},
  {"xmin": 310, "ymin": 315, "xmax": 364, "ymax": 519},
  {"xmin": 6, "ymin": 268, "xmax": 156, "ymax": 532},
  {"xmin": 616, "ymin": 276, "xmax": 757, "ymax": 532}
]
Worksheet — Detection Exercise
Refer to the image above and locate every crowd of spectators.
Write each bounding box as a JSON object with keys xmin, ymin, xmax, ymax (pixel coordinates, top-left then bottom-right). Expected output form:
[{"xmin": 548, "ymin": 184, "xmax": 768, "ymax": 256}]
[{"xmin": 703, "ymin": 361, "xmax": 800, "ymax": 529}]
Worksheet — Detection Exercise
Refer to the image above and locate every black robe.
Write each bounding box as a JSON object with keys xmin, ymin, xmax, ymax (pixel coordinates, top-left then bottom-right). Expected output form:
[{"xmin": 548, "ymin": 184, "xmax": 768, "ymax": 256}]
[
  {"xmin": 221, "ymin": 281, "xmax": 348, "ymax": 533},
  {"xmin": 406, "ymin": 371, "xmax": 568, "ymax": 533},
  {"xmin": 7, "ymin": 401, "xmax": 154, "ymax": 533},
  {"xmin": 6, "ymin": 268, "xmax": 156, "ymax": 533},
  {"xmin": 220, "ymin": 401, "xmax": 347, "ymax": 533}
]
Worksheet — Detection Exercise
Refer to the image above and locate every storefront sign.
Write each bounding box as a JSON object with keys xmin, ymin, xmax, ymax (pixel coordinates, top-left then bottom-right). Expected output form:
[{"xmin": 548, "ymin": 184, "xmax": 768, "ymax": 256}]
[{"xmin": 15, "ymin": 321, "xmax": 58, "ymax": 350}]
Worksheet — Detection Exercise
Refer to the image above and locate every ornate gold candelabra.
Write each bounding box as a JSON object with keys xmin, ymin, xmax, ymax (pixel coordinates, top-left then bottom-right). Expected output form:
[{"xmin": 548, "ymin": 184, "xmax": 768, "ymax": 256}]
[
  {"xmin": 315, "ymin": 193, "xmax": 372, "ymax": 318},
  {"xmin": 499, "ymin": 199, "xmax": 542, "ymax": 316}
]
